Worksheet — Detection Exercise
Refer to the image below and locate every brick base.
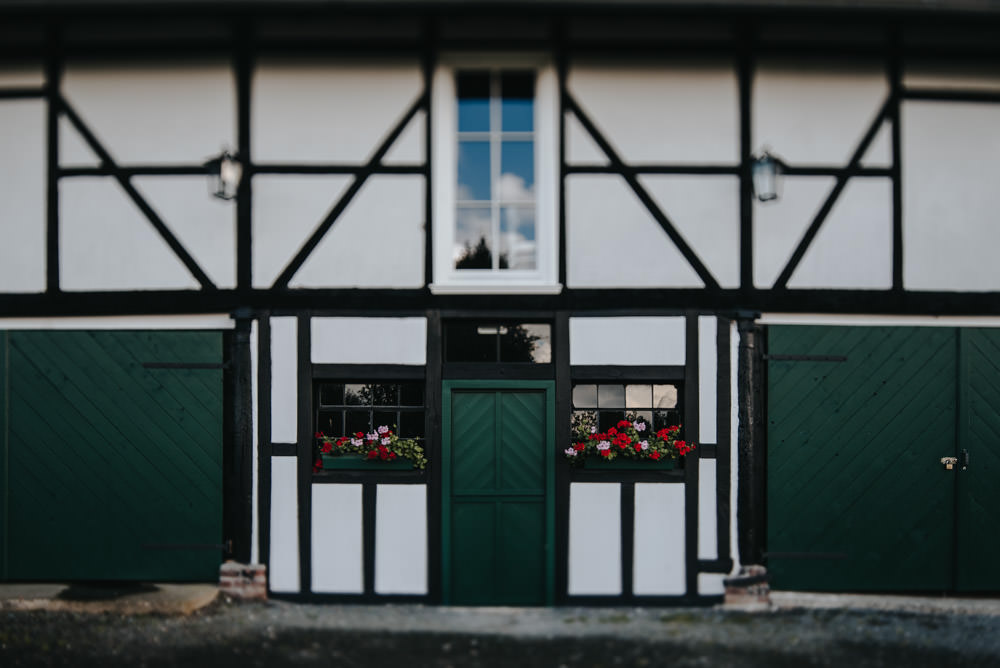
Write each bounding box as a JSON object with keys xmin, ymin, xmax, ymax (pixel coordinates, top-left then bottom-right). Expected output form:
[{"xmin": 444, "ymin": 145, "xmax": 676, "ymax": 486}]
[
  {"xmin": 723, "ymin": 565, "xmax": 770, "ymax": 608},
  {"xmin": 219, "ymin": 562, "xmax": 268, "ymax": 600}
]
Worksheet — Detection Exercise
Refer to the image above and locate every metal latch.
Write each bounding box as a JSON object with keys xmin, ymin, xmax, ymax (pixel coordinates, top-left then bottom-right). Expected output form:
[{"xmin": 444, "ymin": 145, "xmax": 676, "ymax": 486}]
[{"xmin": 941, "ymin": 456, "xmax": 958, "ymax": 470}]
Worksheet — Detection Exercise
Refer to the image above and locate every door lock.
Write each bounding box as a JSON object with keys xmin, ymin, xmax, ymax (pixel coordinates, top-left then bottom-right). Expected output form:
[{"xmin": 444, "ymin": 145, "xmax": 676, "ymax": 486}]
[{"xmin": 940, "ymin": 456, "xmax": 958, "ymax": 470}]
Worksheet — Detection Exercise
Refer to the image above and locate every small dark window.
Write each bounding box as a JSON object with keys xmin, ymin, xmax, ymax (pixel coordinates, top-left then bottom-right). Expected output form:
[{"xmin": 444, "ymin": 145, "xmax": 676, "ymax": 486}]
[
  {"xmin": 444, "ymin": 322, "xmax": 551, "ymax": 363},
  {"xmin": 315, "ymin": 381, "xmax": 425, "ymax": 443},
  {"xmin": 572, "ymin": 382, "xmax": 682, "ymax": 434}
]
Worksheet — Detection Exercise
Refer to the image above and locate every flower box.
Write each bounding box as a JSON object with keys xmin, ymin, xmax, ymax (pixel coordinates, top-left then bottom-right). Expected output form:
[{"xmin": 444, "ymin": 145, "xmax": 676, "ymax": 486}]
[
  {"xmin": 321, "ymin": 453, "xmax": 413, "ymax": 471},
  {"xmin": 585, "ymin": 455, "xmax": 676, "ymax": 470}
]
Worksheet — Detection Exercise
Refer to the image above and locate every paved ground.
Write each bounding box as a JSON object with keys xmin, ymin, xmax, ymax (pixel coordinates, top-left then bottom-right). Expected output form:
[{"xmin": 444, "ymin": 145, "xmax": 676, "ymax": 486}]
[{"xmin": 1, "ymin": 586, "xmax": 999, "ymax": 667}]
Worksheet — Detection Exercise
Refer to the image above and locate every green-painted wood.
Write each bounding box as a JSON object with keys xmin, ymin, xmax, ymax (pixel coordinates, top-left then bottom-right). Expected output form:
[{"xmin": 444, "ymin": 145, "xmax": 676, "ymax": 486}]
[
  {"xmin": 442, "ymin": 380, "xmax": 554, "ymax": 606},
  {"xmin": 321, "ymin": 454, "xmax": 412, "ymax": 470},
  {"xmin": 585, "ymin": 456, "xmax": 675, "ymax": 470},
  {"xmin": 767, "ymin": 326, "xmax": 955, "ymax": 591},
  {"xmin": 957, "ymin": 328, "xmax": 1000, "ymax": 591},
  {"xmin": 5, "ymin": 331, "xmax": 223, "ymax": 581},
  {"xmin": 1, "ymin": 332, "xmax": 7, "ymax": 580}
]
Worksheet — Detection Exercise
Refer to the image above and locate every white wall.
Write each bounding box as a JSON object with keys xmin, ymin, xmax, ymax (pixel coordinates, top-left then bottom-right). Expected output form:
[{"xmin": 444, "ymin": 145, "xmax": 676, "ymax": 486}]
[
  {"xmin": 375, "ymin": 484, "xmax": 428, "ymax": 594},
  {"xmin": 633, "ymin": 483, "xmax": 685, "ymax": 595},
  {"xmin": 269, "ymin": 456, "xmax": 300, "ymax": 593},
  {"xmin": 0, "ymin": 100, "xmax": 46, "ymax": 293},
  {"xmin": 311, "ymin": 317, "xmax": 426, "ymax": 365},
  {"xmin": 570, "ymin": 316, "xmax": 685, "ymax": 366},
  {"xmin": 270, "ymin": 317, "xmax": 298, "ymax": 444},
  {"xmin": 311, "ymin": 484, "xmax": 364, "ymax": 593},
  {"xmin": 568, "ymin": 483, "xmax": 621, "ymax": 595}
]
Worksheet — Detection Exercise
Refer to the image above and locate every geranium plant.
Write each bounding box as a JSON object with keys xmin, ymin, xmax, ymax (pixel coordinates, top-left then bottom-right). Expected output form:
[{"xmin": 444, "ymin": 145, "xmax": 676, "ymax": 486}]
[
  {"xmin": 565, "ymin": 412, "xmax": 695, "ymax": 464},
  {"xmin": 313, "ymin": 425, "xmax": 427, "ymax": 471}
]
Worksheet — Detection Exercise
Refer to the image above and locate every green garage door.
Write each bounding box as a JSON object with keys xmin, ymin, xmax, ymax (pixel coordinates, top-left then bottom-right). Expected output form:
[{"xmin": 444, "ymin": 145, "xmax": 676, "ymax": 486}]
[
  {"xmin": 768, "ymin": 326, "xmax": 1000, "ymax": 592},
  {"xmin": 0, "ymin": 330, "xmax": 223, "ymax": 581},
  {"xmin": 442, "ymin": 381, "xmax": 555, "ymax": 605}
]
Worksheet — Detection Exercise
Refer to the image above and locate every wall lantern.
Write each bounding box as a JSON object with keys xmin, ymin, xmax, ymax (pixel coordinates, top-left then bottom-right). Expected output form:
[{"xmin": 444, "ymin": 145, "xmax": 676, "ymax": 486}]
[
  {"xmin": 204, "ymin": 150, "xmax": 242, "ymax": 201},
  {"xmin": 751, "ymin": 150, "xmax": 782, "ymax": 203}
]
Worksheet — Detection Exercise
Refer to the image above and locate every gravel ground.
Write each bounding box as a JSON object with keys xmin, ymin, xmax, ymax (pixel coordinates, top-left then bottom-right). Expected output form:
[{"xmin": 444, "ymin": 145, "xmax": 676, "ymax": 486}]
[{"xmin": 2, "ymin": 597, "xmax": 1000, "ymax": 668}]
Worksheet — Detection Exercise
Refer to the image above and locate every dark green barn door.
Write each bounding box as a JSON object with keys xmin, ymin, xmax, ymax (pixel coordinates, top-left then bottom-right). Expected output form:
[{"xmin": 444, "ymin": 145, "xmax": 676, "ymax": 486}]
[
  {"xmin": 0, "ymin": 330, "xmax": 223, "ymax": 582},
  {"xmin": 442, "ymin": 381, "xmax": 554, "ymax": 605},
  {"xmin": 768, "ymin": 326, "xmax": 1000, "ymax": 592}
]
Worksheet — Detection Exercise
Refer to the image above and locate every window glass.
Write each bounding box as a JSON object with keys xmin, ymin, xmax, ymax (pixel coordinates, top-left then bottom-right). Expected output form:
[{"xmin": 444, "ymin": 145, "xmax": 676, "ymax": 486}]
[
  {"xmin": 456, "ymin": 70, "xmax": 490, "ymax": 132},
  {"xmin": 315, "ymin": 381, "xmax": 425, "ymax": 440},
  {"xmin": 444, "ymin": 321, "xmax": 551, "ymax": 363},
  {"xmin": 575, "ymin": 382, "xmax": 683, "ymax": 434},
  {"xmin": 501, "ymin": 70, "xmax": 534, "ymax": 131}
]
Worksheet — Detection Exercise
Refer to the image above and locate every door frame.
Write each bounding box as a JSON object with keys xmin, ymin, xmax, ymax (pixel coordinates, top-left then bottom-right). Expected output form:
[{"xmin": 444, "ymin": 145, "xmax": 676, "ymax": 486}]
[{"xmin": 441, "ymin": 379, "xmax": 556, "ymax": 605}]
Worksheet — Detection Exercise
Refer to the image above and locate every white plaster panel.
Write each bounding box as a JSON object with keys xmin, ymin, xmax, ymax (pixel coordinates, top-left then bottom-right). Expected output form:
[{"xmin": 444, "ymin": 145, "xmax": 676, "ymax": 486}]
[
  {"xmin": 270, "ymin": 317, "xmax": 298, "ymax": 444},
  {"xmin": 59, "ymin": 114, "xmax": 101, "ymax": 166},
  {"xmin": 698, "ymin": 573, "xmax": 726, "ymax": 596},
  {"xmin": 375, "ymin": 484, "xmax": 428, "ymax": 595},
  {"xmin": 0, "ymin": 315, "xmax": 233, "ymax": 330},
  {"xmin": 566, "ymin": 175, "xmax": 703, "ymax": 288},
  {"xmin": 565, "ymin": 112, "xmax": 610, "ymax": 165},
  {"xmin": 753, "ymin": 59, "xmax": 889, "ymax": 165},
  {"xmin": 311, "ymin": 317, "xmax": 426, "ymax": 365},
  {"xmin": 753, "ymin": 176, "xmax": 836, "ymax": 289},
  {"xmin": 0, "ymin": 65, "xmax": 44, "ymax": 87},
  {"xmin": 904, "ymin": 61, "xmax": 1000, "ymax": 91},
  {"xmin": 570, "ymin": 317, "xmax": 685, "ymax": 366},
  {"xmin": 133, "ymin": 177, "xmax": 236, "ymax": 288},
  {"xmin": 291, "ymin": 176, "xmax": 424, "ymax": 288},
  {"xmin": 788, "ymin": 179, "xmax": 893, "ymax": 290},
  {"xmin": 250, "ymin": 321, "xmax": 260, "ymax": 565},
  {"xmin": 382, "ymin": 109, "xmax": 426, "ymax": 165},
  {"xmin": 633, "ymin": 483, "xmax": 686, "ymax": 595},
  {"xmin": 62, "ymin": 60, "xmax": 235, "ymax": 164},
  {"xmin": 568, "ymin": 483, "xmax": 621, "ymax": 595},
  {"xmin": 640, "ymin": 176, "xmax": 740, "ymax": 288},
  {"xmin": 60, "ymin": 178, "xmax": 199, "ymax": 291},
  {"xmin": 698, "ymin": 316, "xmax": 718, "ymax": 445},
  {"xmin": 698, "ymin": 458, "xmax": 718, "ymax": 560},
  {"xmin": 0, "ymin": 100, "xmax": 45, "ymax": 293},
  {"xmin": 568, "ymin": 61, "xmax": 738, "ymax": 164},
  {"xmin": 861, "ymin": 122, "xmax": 892, "ymax": 169},
  {"xmin": 253, "ymin": 59, "xmax": 421, "ymax": 163},
  {"xmin": 311, "ymin": 484, "xmax": 364, "ymax": 593},
  {"xmin": 269, "ymin": 456, "xmax": 300, "ymax": 593},
  {"xmin": 252, "ymin": 175, "xmax": 353, "ymax": 289},
  {"xmin": 903, "ymin": 102, "xmax": 1000, "ymax": 291}
]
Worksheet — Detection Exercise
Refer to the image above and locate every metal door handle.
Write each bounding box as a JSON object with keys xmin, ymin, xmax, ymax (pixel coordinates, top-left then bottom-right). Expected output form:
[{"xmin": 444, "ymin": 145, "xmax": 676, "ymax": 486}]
[{"xmin": 960, "ymin": 449, "xmax": 970, "ymax": 471}]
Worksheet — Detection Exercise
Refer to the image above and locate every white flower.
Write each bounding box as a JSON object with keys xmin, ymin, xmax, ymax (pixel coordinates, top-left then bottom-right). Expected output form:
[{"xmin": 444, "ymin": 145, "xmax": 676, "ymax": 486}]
[
  {"xmin": 634, "ymin": 421, "xmax": 646, "ymax": 432},
  {"xmin": 564, "ymin": 447, "xmax": 577, "ymax": 456},
  {"xmin": 367, "ymin": 432, "xmax": 378, "ymax": 441},
  {"xmin": 640, "ymin": 440, "xmax": 649, "ymax": 450},
  {"xmin": 590, "ymin": 426, "xmax": 597, "ymax": 433},
  {"xmin": 597, "ymin": 441, "xmax": 610, "ymax": 451},
  {"xmin": 351, "ymin": 438, "xmax": 363, "ymax": 447},
  {"xmin": 381, "ymin": 437, "xmax": 391, "ymax": 446},
  {"xmin": 377, "ymin": 425, "xmax": 390, "ymax": 435}
]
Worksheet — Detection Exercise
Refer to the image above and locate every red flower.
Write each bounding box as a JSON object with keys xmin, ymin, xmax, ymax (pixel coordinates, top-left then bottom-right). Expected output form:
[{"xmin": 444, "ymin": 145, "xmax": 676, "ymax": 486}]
[
  {"xmin": 656, "ymin": 428, "xmax": 670, "ymax": 440},
  {"xmin": 314, "ymin": 431, "xmax": 324, "ymax": 439},
  {"xmin": 336, "ymin": 437, "xmax": 349, "ymax": 448},
  {"xmin": 366, "ymin": 450, "xmax": 379, "ymax": 460},
  {"xmin": 650, "ymin": 452, "xmax": 661, "ymax": 460},
  {"xmin": 574, "ymin": 442, "xmax": 586, "ymax": 451},
  {"xmin": 617, "ymin": 420, "xmax": 631, "ymax": 430},
  {"xmin": 355, "ymin": 431, "xmax": 364, "ymax": 439},
  {"xmin": 601, "ymin": 449, "xmax": 612, "ymax": 458},
  {"xmin": 312, "ymin": 457, "xmax": 323, "ymax": 473},
  {"xmin": 320, "ymin": 441, "xmax": 333, "ymax": 454},
  {"xmin": 607, "ymin": 427, "xmax": 618, "ymax": 437}
]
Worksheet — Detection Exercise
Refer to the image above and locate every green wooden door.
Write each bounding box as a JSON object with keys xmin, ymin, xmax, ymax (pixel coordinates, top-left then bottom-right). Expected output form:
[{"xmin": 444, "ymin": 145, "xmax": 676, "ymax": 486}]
[
  {"xmin": 768, "ymin": 325, "xmax": 1000, "ymax": 592},
  {"xmin": 442, "ymin": 381, "xmax": 554, "ymax": 605},
  {"xmin": 0, "ymin": 330, "xmax": 223, "ymax": 581}
]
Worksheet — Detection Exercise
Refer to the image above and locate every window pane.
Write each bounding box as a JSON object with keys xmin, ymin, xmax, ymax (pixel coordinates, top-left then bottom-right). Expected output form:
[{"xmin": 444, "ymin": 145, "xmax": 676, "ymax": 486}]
[
  {"xmin": 625, "ymin": 384, "xmax": 652, "ymax": 409},
  {"xmin": 444, "ymin": 322, "xmax": 496, "ymax": 362},
  {"xmin": 573, "ymin": 384, "xmax": 598, "ymax": 408},
  {"xmin": 599, "ymin": 410, "xmax": 623, "ymax": 432},
  {"xmin": 317, "ymin": 410, "xmax": 342, "ymax": 435},
  {"xmin": 374, "ymin": 410, "xmax": 397, "ymax": 430},
  {"xmin": 500, "ymin": 206, "xmax": 536, "ymax": 270},
  {"xmin": 455, "ymin": 207, "xmax": 493, "ymax": 269},
  {"xmin": 370, "ymin": 384, "xmax": 397, "ymax": 406},
  {"xmin": 399, "ymin": 382, "xmax": 424, "ymax": 407},
  {"xmin": 501, "ymin": 71, "xmax": 534, "ymax": 132},
  {"xmin": 318, "ymin": 383, "xmax": 344, "ymax": 406},
  {"xmin": 633, "ymin": 410, "xmax": 653, "ymax": 427},
  {"xmin": 597, "ymin": 384, "xmax": 625, "ymax": 408},
  {"xmin": 498, "ymin": 323, "xmax": 550, "ymax": 363},
  {"xmin": 572, "ymin": 410, "xmax": 598, "ymax": 432},
  {"xmin": 343, "ymin": 384, "xmax": 367, "ymax": 406},
  {"xmin": 654, "ymin": 410, "xmax": 682, "ymax": 431},
  {"xmin": 400, "ymin": 411, "xmax": 424, "ymax": 438},
  {"xmin": 457, "ymin": 141, "xmax": 491, "ymax": 201},
  {"xmin": 457, "ymin": 71, "xmax": 490, "ymax": 132},
  {"xmin": 499, "ymin": 141, "xmax": 534, "ymax": 201},
  {"xmin": 653, "ymin": 384, "xmax": 679, "ymax": 409},
  {"xmin": 345, "ymin": 410, "xmax": 370, "ymax": 435}
]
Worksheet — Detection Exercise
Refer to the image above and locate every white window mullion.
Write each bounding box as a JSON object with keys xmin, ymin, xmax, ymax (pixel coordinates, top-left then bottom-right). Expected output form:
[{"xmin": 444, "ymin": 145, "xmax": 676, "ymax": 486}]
[{"xmin": 490, "ymin": 70, "xmax": 501, "ymax": 271}]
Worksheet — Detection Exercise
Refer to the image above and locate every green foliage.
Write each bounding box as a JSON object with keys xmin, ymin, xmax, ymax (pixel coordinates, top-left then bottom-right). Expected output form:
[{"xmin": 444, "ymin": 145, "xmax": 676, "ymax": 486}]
[{"xmin": 315, "ymin": 426, "xmax": 427, "ymax": 470}]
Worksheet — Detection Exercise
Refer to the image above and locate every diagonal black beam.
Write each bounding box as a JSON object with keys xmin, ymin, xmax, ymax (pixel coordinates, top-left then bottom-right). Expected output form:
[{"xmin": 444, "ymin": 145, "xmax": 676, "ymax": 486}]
[
  {"xmin": 59, "ymin": 98, "xmax": 217, "ymax": 291},
  {"xmin": 564, "ymin": 93, "xmax": 720, "ymax": 290},
  {"xmin": 772, "ymin": 95, "xmax": 894, "ymax": 290},
  {"xmin": 271, "ymin": 94, "xmax": 426, "ymax": 290}
]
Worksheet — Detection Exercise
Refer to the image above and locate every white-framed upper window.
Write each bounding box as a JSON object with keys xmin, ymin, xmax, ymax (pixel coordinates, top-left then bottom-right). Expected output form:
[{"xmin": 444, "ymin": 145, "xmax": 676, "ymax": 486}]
[{"xmin": 431, "ymin": 54, "xmax": 560, "ymax": 294}]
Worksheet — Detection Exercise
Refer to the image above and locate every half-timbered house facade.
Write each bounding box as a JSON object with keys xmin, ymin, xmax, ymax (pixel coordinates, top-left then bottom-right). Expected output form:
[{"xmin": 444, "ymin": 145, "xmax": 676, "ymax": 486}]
[{"xmin": 2, "ymin": 0, "xmax": 999, "ymax": 603}]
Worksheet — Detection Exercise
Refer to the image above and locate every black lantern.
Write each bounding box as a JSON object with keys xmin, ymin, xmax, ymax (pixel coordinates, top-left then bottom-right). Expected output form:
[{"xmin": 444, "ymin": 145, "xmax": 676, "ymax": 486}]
[
  {"xmin": 204, "ymin": 150, "xmax": 242, "ymax": 201},
  {"xmin": 751, "ymin": 150, "xmax": 782, "ymax": 203}
]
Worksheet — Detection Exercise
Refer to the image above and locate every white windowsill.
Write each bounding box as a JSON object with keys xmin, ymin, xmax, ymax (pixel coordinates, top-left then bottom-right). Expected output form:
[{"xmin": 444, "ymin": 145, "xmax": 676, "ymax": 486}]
[{"xmin": 429, "ymin": 282, "xmax": 564, "ymax": 295}]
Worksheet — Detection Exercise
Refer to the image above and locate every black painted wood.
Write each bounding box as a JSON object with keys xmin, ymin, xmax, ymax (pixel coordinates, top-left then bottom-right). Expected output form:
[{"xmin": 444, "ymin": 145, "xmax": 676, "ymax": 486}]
[
  {"xmin": 296, "ymin": 315, "xmax": 311, "ymax": 593},
  {"xmin": 425, "ymin": 309, "xmax": 443, "ymax": 602},
  {"xmin": 683, "ymin": 313, "xmax": 699, "ymax": 597},
  {"xmin": 257, "ymin": 315, "xmax": 273, "ymax": 565},
  {"xmin": 553, "ymin": 310, "xmax": 571, "ymax": 604},
  {"xmin": 714, "ymin": 318, "xmax": 732, "ymax": 569},
  {"xmin": 45, "ymin": 33, "xmax": 60, "ymax": 294}
]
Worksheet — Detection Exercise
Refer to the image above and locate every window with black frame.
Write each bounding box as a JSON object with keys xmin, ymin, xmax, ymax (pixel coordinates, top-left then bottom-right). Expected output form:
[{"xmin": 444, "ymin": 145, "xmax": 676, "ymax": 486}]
[
  {"xmin": 571, "ymin": 382, "xmax": 682, "ymax": 433},
  {"xmin": 443, "ymin": 321, "xmax": 551, "ymax": 363},
  {"xmin": 314, "ymin": 381, "xmax": 426, "ymax": 470}
]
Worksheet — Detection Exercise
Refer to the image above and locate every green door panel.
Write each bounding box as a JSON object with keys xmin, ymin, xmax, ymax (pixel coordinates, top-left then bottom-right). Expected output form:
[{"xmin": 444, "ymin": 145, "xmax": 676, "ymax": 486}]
[
  {"xmin": 957, "ymin": 329, "xmax": 1000, "ymax": 591},
  {"xmin": 3, "ymin": 330, "xmax": 223, "ymax": 581},
  {"xmin": 444, "ymin": 382, "xmax": 553, "ymax": 605},
  {"xmin": 768, "ymin": 326, "xmax": 956, "ymax": 591}
]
